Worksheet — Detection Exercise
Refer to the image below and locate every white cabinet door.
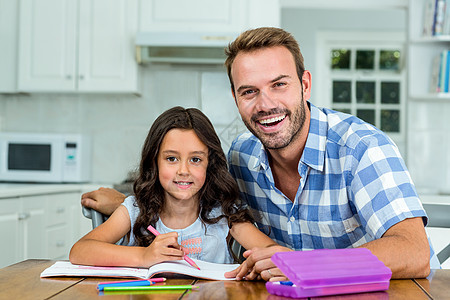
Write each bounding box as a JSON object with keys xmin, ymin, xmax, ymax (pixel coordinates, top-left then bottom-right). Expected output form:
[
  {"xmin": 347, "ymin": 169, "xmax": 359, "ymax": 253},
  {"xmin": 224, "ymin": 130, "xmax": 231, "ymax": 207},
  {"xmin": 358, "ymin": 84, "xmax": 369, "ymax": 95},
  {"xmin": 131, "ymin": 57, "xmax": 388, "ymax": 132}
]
[
  {"xmin": 0, "ymin": 198, "xmax": 21, "ymax": 268},
  {"xmin": 18, "ymin": 0, "xmax": 138, "ymax": 93},
  {"xmin": 78, "ymin": 0, "xmax": 138, "ymax": 92},
  {"xmin": 139, "ymin": 0, "xmax": 279, "ymax": 33},
  {"xmin": 20, "ymin": 195, "xmax": 46, "ymax": 260},
  {"xmin": 139, "ymin": 0, "xmax": 245, "ymax": 33},
  {"xmin": 18, "ymin": 0, "xmax": 77, "ymax": 91},
  {"xmin": 0, "ymin": 0, "xmax": 18, "ymax": 92}
]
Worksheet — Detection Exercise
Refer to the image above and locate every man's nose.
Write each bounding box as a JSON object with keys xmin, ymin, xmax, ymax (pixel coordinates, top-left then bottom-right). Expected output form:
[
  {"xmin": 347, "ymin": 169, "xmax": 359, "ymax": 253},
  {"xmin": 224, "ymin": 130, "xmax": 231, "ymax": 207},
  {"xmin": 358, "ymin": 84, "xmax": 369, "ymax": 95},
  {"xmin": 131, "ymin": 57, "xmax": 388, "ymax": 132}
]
[{"xmin": 254, "ymin": 90, "xmax": 277, "ymax": 111}]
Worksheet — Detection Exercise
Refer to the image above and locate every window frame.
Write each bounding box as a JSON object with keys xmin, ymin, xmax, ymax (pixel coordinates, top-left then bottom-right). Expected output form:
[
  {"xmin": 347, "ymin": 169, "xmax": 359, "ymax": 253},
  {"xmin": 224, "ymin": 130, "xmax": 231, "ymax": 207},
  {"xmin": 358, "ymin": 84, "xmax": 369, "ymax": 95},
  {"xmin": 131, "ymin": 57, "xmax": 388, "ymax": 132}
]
[{"xmin": 316, "ymin": 31, "xmax": 407, "ymax": 155}]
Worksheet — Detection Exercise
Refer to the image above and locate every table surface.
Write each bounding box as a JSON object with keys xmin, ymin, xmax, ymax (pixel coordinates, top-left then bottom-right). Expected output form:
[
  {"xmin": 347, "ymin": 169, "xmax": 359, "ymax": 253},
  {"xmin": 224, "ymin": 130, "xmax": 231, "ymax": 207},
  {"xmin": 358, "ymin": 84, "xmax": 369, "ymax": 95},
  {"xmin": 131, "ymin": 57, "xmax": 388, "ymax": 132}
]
[{"xmin": 0, "ymin": 259, "xmax": 448, "ymax": 300}]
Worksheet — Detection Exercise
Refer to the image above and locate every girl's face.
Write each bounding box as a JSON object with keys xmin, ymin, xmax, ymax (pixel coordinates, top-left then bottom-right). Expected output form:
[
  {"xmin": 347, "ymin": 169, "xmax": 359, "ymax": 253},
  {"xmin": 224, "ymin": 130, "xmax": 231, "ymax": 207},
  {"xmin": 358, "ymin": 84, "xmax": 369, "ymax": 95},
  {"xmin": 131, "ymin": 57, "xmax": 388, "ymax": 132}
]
[{"xmin": 157, "ymin": 129, "xmax": 208, "ymax": 203}]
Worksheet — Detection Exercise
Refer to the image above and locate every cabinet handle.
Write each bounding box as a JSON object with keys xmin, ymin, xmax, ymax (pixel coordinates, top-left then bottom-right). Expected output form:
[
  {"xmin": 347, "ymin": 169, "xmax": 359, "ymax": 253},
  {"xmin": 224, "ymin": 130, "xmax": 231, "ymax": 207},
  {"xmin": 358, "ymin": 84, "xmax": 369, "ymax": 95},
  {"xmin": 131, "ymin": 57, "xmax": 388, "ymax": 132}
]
[
  {"xmin": 56, "ymin": 207, "xmax": 65, "ymax": 213},
  {"xmin": 79, "ymin": 75, "xmax": 84, "ymax": 80},
  {"xmin": 18, "ymin": 212, "xmax": 30, "ymax": 220},
  {"xmin": 66, "ymin": 75, "xmax": 72, "ymax": 80},
  {"xmin": 56, "ymin": 241, "xmax": 65, "ymax": 247}
]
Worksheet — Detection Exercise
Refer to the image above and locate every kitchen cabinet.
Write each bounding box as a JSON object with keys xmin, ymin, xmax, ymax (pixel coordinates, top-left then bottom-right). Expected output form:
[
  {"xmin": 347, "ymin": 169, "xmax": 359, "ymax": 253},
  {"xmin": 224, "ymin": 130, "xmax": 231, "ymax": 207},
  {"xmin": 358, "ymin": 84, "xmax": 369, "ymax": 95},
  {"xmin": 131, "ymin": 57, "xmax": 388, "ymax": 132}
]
[
  {"xmin": 0, "ymin": 195, "xmax": 46, "ymax": 268},
  {"xmin": 0, "ymin": 0, "xmax": 18, "ymax": 93},
  {"xmin": 18, "ymin": 0, "xmax": 138, "ymax": 93},
  {"xmin": 0, "ymin": 198, "xmax": 22, "ymax": 267},
  {"xmin": 0, "ymin": 187, "xmax": 93, "ymax": 268},
  {"xmin": 139, "ymin": 0, "xmax": 280, "ymax": 33}
]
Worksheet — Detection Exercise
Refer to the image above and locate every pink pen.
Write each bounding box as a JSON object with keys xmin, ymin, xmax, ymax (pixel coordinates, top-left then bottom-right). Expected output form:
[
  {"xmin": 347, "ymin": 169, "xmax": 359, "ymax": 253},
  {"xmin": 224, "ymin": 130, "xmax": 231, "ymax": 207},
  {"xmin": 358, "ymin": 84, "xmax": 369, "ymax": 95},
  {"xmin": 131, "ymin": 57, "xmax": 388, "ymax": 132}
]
[
  {"xmin": 97, "ymin": 278, "xmax": 166, "ymax": 285},
  {"xmin": 147, "ymin": 225, "xmax": 201, "ymax": 270}
]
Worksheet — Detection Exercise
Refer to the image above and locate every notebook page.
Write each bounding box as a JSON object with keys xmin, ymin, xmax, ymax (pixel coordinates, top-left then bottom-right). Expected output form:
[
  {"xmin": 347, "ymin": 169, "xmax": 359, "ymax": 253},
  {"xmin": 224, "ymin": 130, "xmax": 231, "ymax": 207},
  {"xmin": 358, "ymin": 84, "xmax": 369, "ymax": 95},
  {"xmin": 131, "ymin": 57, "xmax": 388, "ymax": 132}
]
[
  {"xmin": 40, "ymin": 261, "xmax": 149, "ymax": 279},
  {"xmin": 147, "ymin": 259, "xmax": 240, "ymax": 280}
]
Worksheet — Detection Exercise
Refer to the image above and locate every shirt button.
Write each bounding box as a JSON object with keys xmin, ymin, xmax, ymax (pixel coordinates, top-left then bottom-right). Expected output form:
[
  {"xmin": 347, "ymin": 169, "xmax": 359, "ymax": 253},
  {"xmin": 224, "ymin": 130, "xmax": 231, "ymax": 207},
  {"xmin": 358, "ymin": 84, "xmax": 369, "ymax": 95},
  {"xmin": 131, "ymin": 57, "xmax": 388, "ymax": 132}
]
[{"xmin": 290, "ymin": 216, "xmax": 295, "ymax": 222}]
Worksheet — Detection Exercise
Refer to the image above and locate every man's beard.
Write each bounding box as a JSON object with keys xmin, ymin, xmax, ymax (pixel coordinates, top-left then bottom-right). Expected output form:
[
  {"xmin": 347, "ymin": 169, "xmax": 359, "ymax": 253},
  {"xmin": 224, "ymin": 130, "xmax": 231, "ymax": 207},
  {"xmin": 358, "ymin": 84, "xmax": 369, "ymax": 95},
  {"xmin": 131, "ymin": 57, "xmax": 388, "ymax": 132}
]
[{"xmin": 243, "ymin": 101, "xmax": 306, "ymax": 150}]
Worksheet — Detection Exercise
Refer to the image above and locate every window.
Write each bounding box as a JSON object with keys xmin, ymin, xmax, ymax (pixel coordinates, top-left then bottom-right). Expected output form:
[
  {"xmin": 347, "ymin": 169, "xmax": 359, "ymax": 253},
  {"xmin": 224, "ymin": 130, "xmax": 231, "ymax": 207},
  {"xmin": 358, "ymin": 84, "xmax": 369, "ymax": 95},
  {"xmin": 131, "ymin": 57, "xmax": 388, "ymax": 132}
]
[{"xmin": 317, "ymin": 32, "xmax": 406, "ymax": 154}]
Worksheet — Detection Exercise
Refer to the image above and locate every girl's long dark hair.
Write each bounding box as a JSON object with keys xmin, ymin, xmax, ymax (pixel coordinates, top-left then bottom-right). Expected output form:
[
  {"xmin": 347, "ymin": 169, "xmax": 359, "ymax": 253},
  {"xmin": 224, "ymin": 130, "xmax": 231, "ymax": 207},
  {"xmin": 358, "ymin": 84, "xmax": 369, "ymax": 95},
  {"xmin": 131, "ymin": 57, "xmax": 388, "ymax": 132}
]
[{"xmin": 133, "ymin": 106, "xmax": 252, "ymax": 247}]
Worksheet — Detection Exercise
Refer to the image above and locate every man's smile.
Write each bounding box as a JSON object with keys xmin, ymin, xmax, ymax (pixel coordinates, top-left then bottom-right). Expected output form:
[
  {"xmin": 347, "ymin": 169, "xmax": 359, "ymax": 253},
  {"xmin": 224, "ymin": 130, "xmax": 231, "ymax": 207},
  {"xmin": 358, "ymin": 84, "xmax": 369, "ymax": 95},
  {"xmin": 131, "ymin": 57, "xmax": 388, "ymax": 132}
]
[{"xmin": 257, "ymin": 114, "xmax": 286, "ymax": 127}]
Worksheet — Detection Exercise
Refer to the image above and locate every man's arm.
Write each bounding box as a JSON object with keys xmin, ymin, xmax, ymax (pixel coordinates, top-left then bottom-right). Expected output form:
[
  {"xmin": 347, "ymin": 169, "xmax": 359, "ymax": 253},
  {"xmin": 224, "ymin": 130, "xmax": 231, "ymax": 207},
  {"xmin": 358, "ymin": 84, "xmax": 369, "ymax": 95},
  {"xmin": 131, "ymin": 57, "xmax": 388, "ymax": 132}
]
[
  {"xmin": 81, "ymin": 187, "xmax": 126, "ymax": 215},
  {"xmin": 240, "ymin": 216, "xmax": 430, "ymax": 280},
  {"xmin": 361, "ymin": 216, "xmax": 430, "ymax": 278}
]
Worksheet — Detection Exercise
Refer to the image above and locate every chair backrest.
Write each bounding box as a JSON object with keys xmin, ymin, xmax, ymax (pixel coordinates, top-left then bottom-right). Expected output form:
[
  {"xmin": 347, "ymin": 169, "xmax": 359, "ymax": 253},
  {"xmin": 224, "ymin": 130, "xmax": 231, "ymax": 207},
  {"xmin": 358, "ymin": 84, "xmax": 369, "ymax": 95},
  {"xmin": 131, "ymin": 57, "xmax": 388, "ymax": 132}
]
[
  {"xmin": 82, "ymin": 206, "xmax": 125, "ymax": 245},
  {"xmin": 82, "ymin": 206, "xmax": 108, "ymax": 228},
  {"xmin": 423, "ymin": 203, "xmax": 450, "ymax": 266}
]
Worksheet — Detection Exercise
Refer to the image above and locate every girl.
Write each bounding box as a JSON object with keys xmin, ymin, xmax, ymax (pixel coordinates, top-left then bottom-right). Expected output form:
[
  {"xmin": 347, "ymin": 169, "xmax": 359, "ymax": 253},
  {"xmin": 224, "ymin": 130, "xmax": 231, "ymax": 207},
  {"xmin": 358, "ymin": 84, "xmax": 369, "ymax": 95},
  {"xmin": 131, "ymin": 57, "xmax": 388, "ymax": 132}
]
[{"xmin": 70, "ymin": 106, "xmax": 276, "ymax": 269}]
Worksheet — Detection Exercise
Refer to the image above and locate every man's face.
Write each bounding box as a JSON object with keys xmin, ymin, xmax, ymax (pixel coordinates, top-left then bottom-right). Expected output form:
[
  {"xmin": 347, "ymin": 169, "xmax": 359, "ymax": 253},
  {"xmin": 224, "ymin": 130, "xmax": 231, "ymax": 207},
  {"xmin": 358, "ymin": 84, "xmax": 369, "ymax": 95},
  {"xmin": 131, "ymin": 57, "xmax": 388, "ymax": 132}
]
[{"xmin": 231, "ymin": 46, "xmax": 310, "ymax": 150}]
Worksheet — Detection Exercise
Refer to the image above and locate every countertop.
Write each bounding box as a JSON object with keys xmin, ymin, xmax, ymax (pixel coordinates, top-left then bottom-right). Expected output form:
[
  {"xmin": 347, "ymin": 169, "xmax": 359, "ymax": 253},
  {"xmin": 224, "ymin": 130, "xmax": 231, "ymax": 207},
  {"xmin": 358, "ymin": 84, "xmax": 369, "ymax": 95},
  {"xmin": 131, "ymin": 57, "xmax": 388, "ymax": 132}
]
[
  {"xmin": 0, "ymin": 183, "xmax": 112, "ymax": 199},
  {"xmin": 420, "ymin": 193, "xmax": 450, "ymax": 205}
]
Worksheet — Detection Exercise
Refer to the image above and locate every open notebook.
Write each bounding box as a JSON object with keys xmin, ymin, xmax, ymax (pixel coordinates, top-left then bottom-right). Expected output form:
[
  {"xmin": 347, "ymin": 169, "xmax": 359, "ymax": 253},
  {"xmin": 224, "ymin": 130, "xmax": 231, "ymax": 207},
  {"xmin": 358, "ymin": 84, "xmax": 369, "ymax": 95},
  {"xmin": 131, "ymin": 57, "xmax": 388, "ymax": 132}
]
[{"xmin": 40, "ymin": 259, "xmax": 240, "ymax": 281}]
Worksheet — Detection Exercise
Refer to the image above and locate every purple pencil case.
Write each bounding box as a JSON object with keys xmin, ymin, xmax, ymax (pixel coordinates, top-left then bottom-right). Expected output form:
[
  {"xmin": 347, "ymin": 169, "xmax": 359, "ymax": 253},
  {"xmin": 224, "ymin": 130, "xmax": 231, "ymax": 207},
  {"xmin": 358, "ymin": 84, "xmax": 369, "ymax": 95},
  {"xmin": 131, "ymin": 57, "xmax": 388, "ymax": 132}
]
[{"xmin": 265, "ymin": 248, "xmax": 392, "ymax": 298}]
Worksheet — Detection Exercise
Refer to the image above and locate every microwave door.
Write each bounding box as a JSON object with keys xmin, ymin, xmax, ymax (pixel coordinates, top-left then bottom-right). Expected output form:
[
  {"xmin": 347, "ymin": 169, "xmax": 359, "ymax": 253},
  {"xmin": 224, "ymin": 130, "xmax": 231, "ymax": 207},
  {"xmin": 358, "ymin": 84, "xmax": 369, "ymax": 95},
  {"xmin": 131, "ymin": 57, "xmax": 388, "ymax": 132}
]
[{"xmin": 4, "ymin": 141, "xmax": 63, "ymax": 182}]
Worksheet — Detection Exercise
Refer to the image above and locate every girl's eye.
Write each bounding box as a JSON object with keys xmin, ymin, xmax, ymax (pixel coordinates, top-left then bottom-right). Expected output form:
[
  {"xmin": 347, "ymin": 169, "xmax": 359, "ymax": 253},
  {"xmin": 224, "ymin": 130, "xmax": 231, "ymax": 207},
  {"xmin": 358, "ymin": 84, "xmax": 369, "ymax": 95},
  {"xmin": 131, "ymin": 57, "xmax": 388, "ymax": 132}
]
[
  {"xmin": 191, "ymin": 157, "xmax": 202, "ymax": 163},
  {"xmin": 167, "ymin": 156, "xmax": 177, "ymax": 162}
]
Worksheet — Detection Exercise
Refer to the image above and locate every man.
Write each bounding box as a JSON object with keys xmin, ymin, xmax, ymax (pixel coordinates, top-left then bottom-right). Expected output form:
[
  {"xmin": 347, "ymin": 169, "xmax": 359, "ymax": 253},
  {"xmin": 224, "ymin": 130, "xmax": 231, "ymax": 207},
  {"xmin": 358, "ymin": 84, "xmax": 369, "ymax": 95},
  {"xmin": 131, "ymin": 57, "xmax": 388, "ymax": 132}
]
[{"xmin": 82, "ymin": 27, "xmax": 439, "ymax": 281}]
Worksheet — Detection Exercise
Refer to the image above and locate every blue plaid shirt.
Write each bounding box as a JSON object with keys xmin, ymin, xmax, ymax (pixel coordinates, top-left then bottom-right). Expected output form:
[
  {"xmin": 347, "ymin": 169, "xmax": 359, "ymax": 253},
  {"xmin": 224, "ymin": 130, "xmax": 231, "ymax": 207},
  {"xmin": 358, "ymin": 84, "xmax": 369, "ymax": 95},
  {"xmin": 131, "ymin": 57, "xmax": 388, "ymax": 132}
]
[{"xmin": 228, "ymin": 102, "xmax": 440, "ymax": 268}]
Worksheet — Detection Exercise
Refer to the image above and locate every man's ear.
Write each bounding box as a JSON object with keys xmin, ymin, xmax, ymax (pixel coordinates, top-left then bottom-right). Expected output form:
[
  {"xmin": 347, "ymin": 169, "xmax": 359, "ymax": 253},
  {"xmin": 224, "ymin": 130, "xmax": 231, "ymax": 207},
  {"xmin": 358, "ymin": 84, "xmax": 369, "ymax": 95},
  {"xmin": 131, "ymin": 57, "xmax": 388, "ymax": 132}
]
[{"xmin": 301, "ymin": 70, "xmax": 312, "ymax": 100}]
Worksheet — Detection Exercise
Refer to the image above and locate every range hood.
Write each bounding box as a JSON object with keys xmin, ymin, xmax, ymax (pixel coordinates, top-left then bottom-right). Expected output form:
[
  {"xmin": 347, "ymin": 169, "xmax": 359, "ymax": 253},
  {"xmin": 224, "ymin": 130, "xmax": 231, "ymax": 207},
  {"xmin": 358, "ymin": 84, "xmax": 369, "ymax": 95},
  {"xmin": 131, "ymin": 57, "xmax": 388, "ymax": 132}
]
[{"xmin": 135, "ymin": 32, "xmax": 238, "ymax": 64}]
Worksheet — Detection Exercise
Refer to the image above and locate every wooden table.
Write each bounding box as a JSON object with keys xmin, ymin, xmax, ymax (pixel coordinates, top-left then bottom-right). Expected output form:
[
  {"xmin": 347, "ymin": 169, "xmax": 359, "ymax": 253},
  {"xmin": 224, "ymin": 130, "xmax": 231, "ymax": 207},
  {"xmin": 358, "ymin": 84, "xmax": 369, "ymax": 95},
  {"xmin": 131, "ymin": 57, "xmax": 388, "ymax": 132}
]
[{"xmin": 0, "ymin": 260, "xmax": 447, "ymax": 300}]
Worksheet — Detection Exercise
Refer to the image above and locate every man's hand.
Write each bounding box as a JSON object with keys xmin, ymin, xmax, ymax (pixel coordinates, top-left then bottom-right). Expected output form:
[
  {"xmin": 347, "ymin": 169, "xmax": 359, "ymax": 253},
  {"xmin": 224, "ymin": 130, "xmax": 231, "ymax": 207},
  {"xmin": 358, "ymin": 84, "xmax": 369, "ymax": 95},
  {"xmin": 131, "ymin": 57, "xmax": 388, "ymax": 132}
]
[
  {"xmin": 81, "ymin": 187, "xmax": 126, "ymax": 215},
  {"xmin": 225, "ymin": 245, "xmax": 292, "ymax": 281}
]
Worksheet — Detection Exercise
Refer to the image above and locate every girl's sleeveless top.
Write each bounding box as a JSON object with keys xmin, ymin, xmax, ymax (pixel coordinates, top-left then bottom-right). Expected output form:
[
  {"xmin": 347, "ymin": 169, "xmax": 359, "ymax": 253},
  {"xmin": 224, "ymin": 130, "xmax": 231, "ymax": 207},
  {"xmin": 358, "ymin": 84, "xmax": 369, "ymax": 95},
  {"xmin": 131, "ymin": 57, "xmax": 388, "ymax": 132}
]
[{"xmin": 121, "ymin": 196, "xmax": 234, "ymax": 264}]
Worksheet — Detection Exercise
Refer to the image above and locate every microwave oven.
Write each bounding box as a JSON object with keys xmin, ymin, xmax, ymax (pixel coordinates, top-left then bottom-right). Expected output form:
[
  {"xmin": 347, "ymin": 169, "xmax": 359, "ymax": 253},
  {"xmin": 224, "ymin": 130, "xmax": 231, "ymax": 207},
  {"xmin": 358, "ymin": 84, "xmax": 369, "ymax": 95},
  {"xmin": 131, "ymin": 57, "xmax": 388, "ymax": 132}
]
[{"xmin": 0, "ymin": 132, "xmax": 91, "ymax": 183}]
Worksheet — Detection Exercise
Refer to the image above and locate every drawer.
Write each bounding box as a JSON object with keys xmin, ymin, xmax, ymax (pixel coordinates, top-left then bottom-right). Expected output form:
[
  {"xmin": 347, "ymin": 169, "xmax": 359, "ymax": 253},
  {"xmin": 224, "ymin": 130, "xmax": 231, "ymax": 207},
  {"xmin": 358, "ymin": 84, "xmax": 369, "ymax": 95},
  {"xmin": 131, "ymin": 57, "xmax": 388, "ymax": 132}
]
[
  {"xmin": 45, "ymin": 194, "xmax": 70, "ymax": 227},
  {"xmin": 47, "ymin": 225, "xmax": 70, "ymax": 259}
]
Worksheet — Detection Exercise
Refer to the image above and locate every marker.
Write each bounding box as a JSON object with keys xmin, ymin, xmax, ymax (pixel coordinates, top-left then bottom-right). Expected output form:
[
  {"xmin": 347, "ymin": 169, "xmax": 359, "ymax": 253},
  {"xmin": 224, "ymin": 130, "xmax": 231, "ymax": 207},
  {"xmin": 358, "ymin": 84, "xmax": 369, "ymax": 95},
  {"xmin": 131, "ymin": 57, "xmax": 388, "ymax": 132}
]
[
  {"xmin": 98, "ymin": 278, "xmax": 166, "ymax": 286},
  {"xmin": 98, "ymin": 280, "xmax": 154, "ymax": 291},
  {"xmin": 103, "ymin": 285, "xmax": 199, "ymax": 292},
  {"xmin": 147, "ymin": 225, "xmax": 201, "ymax": 270}
]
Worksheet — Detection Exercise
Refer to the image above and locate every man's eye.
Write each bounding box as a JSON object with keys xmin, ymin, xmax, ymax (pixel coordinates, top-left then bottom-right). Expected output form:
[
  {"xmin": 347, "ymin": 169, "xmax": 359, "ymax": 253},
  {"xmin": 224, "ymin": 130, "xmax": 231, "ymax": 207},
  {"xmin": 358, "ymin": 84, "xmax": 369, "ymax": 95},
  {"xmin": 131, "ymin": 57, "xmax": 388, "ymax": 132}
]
[
  {"xmin": 241, "ymin": 89, "xmax": 256, "ymax": 96},
  {"xmin": 274, "ymin": 82, "xmax": 286, "ymax": 87}
]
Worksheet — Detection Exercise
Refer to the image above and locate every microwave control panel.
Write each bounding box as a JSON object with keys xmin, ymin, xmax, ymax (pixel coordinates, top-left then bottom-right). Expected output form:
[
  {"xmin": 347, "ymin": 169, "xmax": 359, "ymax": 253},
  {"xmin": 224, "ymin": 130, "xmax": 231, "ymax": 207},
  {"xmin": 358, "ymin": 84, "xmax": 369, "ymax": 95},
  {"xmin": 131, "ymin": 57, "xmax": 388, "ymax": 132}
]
[{"xmin": 65, "ymin": 143, "xmax": 78, "ymax": 165}]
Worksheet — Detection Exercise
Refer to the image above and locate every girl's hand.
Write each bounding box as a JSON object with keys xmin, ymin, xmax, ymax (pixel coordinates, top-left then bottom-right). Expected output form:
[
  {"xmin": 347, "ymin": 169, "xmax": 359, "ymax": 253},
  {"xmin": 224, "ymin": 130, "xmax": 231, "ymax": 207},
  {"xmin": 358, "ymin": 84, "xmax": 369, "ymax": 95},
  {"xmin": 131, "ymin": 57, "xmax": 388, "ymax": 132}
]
[{"xmin": 140, "ymin": 232, "xmax": 184, "ymax": 267}]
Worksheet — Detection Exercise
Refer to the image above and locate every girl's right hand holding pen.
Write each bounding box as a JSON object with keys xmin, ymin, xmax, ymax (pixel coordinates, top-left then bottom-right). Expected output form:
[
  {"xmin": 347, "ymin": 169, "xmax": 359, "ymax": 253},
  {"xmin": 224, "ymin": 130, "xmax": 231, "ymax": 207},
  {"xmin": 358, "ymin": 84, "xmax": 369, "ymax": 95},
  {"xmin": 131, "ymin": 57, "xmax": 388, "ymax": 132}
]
[{"xmin": 140, "ymin": 232, "xmax": 185, "ymax": 268}]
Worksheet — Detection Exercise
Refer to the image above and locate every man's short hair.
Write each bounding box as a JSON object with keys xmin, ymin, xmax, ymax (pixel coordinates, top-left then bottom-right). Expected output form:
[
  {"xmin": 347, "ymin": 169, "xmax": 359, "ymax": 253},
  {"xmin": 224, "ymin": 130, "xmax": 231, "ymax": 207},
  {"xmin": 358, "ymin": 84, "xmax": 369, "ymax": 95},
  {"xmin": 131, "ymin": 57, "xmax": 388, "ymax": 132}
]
[{"xmin": 224, "ymin": 27, "xmax": 305, "ymax": 92}]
